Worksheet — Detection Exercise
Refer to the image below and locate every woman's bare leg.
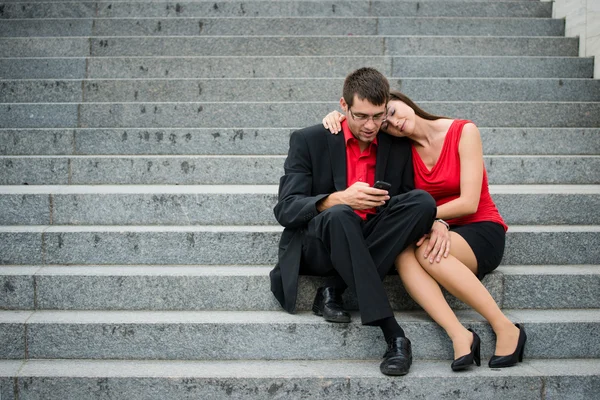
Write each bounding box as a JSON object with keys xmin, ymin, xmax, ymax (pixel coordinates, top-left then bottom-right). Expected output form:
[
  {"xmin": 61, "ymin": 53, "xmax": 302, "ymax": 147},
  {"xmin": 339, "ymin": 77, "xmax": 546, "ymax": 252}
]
[
  {"xmin": 396, "ymin": 246, "xmax": 473, "ymax": 359},
  {"xmin": 417, "ymin": 232, "xmax": 520, "ymax": 356}
]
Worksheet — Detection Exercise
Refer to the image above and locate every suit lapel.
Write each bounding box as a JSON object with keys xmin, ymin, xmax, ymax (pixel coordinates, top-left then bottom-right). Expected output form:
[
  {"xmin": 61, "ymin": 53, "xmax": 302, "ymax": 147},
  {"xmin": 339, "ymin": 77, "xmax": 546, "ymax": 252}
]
[
  {"xmin": 375, "ymin": 132, "xmax": 391, "ymax": 181},
  {"xmin": 327, "ymin": 131, "xmax": 347, "ymax": 191}
]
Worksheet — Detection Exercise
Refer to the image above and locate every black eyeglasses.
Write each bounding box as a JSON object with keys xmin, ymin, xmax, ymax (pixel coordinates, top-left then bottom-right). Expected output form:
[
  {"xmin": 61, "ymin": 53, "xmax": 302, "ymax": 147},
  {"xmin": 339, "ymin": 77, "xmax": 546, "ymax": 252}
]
[{"xmin": 348, "ymin": 107, "xmax": 387, "ymax": 123}]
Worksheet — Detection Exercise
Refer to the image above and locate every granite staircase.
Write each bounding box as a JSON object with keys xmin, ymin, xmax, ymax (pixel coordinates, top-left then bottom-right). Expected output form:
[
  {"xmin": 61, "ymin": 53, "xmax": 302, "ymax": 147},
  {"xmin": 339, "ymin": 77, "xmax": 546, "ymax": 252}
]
[{"xmin": 1, "ymin": 0, "xmax": 599, "ymax": 398}]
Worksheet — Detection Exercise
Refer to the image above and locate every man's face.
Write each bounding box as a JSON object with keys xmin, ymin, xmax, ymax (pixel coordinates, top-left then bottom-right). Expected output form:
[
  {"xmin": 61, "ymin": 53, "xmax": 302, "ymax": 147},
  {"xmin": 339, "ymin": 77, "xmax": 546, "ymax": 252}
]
[{"xmin": 340, "ymin": 95, "xmax": 387, "ymax": 148}]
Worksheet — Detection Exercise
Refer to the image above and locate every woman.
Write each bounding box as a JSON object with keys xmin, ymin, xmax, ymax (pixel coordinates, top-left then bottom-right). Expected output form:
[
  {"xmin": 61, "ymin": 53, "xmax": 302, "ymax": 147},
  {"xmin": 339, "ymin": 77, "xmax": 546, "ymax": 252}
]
[{"xmin": 322, "ymin": 90, "xmax": 526, "ymax": 370}]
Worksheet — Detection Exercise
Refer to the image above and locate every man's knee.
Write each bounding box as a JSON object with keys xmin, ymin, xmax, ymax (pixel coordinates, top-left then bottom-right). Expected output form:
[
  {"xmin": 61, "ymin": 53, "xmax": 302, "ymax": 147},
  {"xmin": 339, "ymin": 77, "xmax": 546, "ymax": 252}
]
[{"xmin": 389, "ymin": 189, "xmax": 436, "ymax": 218}]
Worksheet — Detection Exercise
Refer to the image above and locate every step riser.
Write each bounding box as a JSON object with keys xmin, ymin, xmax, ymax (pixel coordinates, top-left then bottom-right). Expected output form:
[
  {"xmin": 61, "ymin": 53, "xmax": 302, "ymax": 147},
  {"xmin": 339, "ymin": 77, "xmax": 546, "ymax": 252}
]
[
  {"xmin": 5, "ymin": 374, "xmax": 597, "ymax": 400},
  {"xmin": 0, "ymin": 1, "xmax": 553, "ymax": 19},
  {"xmin": 3, "ymin": 128, "xmax": 598, "ymax": 156},
  {"xmin": 1, "ymin": 57, "xmax": 593, "ymax": 79},
  {"xmin": 1, "ymin": 157, "xmax": 598, "ymax": 185},
  {"xmin": 2, "ymin": 317, "xmax": 598, "ymax": 360},
  {"xmin": 0, "ymin": 18, "xmax": 565, "ymax": 37},
  {"xmin": 0, "ymin": 37, "xmax": 579, "ymax": 58},
  {"xmin": 1, "ymin": 192, "xmax": 598, "ymax": 225},
  {"xmin": 4, "ymin": 79, "xmax": 599, "ymax": 103},
  {"xmin": 2, "ymin": 103, "xmax": 599, "ymax": 129},
  {"xmin": 0, "ymin": 230, "xmax": 597, "ymax": 265},
  {"xmin": 3, "ymin": 269, "xmax": 598, "ymax": 311}
]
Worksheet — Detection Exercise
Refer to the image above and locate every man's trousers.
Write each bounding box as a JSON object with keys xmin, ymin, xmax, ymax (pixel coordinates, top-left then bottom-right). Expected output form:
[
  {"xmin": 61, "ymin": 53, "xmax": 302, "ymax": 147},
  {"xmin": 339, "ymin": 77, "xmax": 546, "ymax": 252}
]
[{"xmin": 300, "ymin": 189, "xmax": 436, "ymax": 325}]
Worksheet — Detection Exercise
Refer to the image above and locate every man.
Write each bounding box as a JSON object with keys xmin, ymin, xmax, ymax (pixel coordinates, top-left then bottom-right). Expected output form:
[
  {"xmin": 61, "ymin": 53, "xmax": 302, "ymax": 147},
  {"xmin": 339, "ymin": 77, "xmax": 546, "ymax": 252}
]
[{"xmin": 270, "ymin": 67, "xmax": 436, "ymax": 376}]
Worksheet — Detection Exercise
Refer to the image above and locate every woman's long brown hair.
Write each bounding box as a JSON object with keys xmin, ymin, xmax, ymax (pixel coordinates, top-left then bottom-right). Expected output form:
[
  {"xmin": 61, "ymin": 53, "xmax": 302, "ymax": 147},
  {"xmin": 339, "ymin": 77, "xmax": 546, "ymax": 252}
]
[{"xmin": 388, "ymin": 90, "xmax": 448, "ymax": 121}]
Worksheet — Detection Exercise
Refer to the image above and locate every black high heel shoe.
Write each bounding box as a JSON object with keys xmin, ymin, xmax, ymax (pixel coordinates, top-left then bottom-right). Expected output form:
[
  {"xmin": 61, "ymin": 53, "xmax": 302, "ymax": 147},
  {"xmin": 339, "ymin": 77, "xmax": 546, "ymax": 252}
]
[
  {"xmin": 489, "ymin": 323, "xmax": 527, "ymax": 368},
  {"xmin": 451, "ymin": 328, "xmax": 481, "ymax": 371}
]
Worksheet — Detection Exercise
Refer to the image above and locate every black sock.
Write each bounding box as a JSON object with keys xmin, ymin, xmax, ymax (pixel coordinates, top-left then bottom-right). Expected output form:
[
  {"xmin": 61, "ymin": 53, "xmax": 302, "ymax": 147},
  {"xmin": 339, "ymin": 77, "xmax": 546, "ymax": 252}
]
[
  {"xmin": 324, "ymin": 275, "xmax": 347, "ymax": 291},
  {"xmin": 376, "ymin": 317, "xmax": 405, "ymax": 342}
]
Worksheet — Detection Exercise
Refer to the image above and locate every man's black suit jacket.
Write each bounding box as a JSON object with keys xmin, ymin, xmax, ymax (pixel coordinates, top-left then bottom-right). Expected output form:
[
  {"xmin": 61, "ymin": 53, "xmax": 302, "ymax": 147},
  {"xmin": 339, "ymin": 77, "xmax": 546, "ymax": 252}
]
[{"xmin": 270, "ymin": 124, "xmax": 415, "ymax": 313}]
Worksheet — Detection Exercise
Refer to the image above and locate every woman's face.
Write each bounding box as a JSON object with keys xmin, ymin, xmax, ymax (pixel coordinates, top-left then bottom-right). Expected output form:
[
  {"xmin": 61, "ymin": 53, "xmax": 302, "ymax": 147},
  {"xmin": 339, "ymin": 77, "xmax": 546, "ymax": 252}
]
[{"xmin": 381, "ymin": 100, "xmax": 415, "ymax": 137}]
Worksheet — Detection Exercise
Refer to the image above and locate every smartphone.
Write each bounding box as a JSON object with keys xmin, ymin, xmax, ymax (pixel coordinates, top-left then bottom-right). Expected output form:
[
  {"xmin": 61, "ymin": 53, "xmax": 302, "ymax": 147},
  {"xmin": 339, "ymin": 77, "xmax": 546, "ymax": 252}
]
[{"xmin": 373, "ymin": 181, "xmax": 391, "ymax": 190}]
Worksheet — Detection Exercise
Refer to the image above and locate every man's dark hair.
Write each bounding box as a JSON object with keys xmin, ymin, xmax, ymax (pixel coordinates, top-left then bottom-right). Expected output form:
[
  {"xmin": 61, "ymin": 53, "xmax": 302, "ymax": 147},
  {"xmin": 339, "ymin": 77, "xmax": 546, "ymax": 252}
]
[{"xmin": 343, "ymin": 67, "xmax": 390, "ymax": 108}]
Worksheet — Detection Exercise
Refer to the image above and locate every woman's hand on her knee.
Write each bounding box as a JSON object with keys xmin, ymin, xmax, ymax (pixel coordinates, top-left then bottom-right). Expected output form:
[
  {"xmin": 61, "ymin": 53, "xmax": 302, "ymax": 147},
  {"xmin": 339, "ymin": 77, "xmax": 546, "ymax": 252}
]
[{"xmin": 419, "ymin": 220, "xmax": 451, "ymax": 263}]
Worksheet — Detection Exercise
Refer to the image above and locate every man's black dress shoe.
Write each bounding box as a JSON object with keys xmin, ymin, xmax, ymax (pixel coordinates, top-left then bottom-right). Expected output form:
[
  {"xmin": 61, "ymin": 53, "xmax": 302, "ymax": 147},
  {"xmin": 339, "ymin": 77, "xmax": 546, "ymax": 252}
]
[
  {"xmin": 380, "ymin": 336, "xmax": 412, "ymax": 376},
  {"xmin": 489, "ymin": 323, "xmax": 527, "ymax": 368},
  {"xmin": 312, "ymin": 287, "xmax": 351, "ymax": 323}
]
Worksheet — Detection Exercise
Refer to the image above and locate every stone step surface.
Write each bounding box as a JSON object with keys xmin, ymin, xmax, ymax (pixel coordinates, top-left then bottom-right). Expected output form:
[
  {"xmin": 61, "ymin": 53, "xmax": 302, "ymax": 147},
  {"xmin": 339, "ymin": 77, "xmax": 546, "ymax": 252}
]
[
  {"xmin": 0, "ymin": 185, "xmax": 598, "ymax": 225},
  {"xmin": 0, "ymin": 1, "xmax": 553, "ymax": 19},
  {"xmin": 0, "ymin": 36, "xmax": 579, "ymax": 58},
  {"xmin": 1, "ymin": 56, "xmax": 593, "ymax": 79},
  {"xmin": 1, "ymin": 155, "xmax": 598, "ymax": 184},
  {"xmin": 0, "ymin": 358, "xmax": 597, "ymax": 400},
  {"xmin": 1, "ymin": 309, "xmax": 599, "ymax": 360},
  {"xmin": 3, "ymin": 127, "xmax": 598, "ymax": 156},
  {"xmin": 4, "ymin": 78, "xmax": 599, "ymax": 102},
  {"xmin": 2, "ymin": 102, "xmax": 599, "ymax": 128},
  {"xmin": 0, "ymin": 17, "xmax": 565, "ymax": 37},
  {"xmin": 1, "ymin": 265, "xmax": 598, "ymax": 311},
  {"xmin": 0, "ymin": 225, "xmax": 598, "ymax": 266}
]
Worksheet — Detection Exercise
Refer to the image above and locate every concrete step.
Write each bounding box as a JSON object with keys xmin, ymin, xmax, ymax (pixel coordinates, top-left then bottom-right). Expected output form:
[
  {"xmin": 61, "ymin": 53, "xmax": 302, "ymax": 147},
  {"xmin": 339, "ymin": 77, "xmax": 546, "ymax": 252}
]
[
  {"xmin": 4, "ymin": 78, "xmax": 600, "ymax": 103},
  {"xmin": 1, "ymin": 265, "xmax": 598, "ymax": 311},
  {"xmin": 1, "ymin": 309, "xmax": 599, "ymax": 360},
  {"xmin": 1, "ymin": 56, "xmax": 593, "ymax": 79},
  {"xmin": 0, "ymin": 17, "xmax": 565, "ymax": 37},
  {"xmin": 1, "ymin": 358, "xmax": 598, "ymax": 400},
  {"xmin": 2, "ymin": 102, "xmax": 599, "ymax": 128},
  {"xmin": 1, "ymin": 155, "xmax": 598, "ymax": 185},
  {"xmin": 0, "ymin": 36, "xmax": 579, "ymax": 58},
  {"xmin": 0, "ymin": 225, "xmax": 598, "ymax": 266},
  {"xmin": 0, "ymin": 1, "xmax": 553, "ymax": 19},
  {"xmin": 0, "ymin": 185, "xmax": 598, "ymax": 225},
  {"xmin": 3, "ymin": 127, "xmax": 598, "ymax": 156}
]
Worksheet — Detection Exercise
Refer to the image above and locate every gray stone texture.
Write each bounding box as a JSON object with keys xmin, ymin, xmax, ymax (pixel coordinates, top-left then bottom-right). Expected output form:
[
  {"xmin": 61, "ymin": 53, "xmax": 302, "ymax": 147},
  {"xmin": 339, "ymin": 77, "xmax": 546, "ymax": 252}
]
[
  {"xmin": 0, "ymin": 269, "xmax": 35, "ymax": 310},
  {"xmin": 79, "ymin": 56, "xmax": 594, "ymax": 79},
  {"xmin": 0, "ymin": 38, "xmax": 89, "ymax": 57},
  {"xmin": 485, "ymin": 156, "xmax": 600, "ymax": 184},
  {"xmin": 43, "ymin": 229, "xmax": 280, "ymax": 265},
  {"xmin": 0, "ymin": 104, "xmax": 78, "ymax": 129},
  {"xmin": 83, "ymin": 36, "xmax": 579, "ymax": 57},
  {"xmin": 0, "ymin": 17, "xmax": 563, "ymax": 37},
  {"xmin": 7, "ymin": 78, "xmax": 599, "ymax": 103},
  {"xmin": 91, "ymin": 1, "xmax": 552, "ymax": 18},
  {"xmin": 0, "ymin": 227, "xmax": 592, "ymax": 266},
  {"xmin": 75, "ymin": 102, "xmax": 600, "ymax": 128},
  {"xmin": 0, "ymin": 157, "xmax": 69, "ymax": 185},
  {"xmin": 85, "ymin": 56, "xmax": 395, "ymax": 79},
  {"xmin": 2, "ymin": 127, "xmax": 592, "ymax": 156},
  {"xmin": 0, "ymin": 19, "xmax": 93, "ymax": 37},
  {"xmin": 502, "ymin": 266, "xmax": 600, "ymax": 309},
  {"xmin": 0, "ymin": 190, "xmax": 594, "ymax": 225},
  {"xmin": 503, "ymin": 228, "xmax": 600, "ymax": 265},
  {"xmin": 0, "ymin": 194, "xmax": 49, "ymax": 224},
  {"xmin": 21, "ymin": 309, "xmax": 600, "ymax": 360},
  {"xmin": 0, "ymin": 58, "xmax": 86, "ymax": 79},
  {"xmin": 0, "ymin": 312, "xmax": 28, "ymax": 359},
  {"xmin": 12, "ymin": 359, "xmax": 600, "ymax": 400},
  {"xmin": 73, "ymin": 128, "xmax": 293, "ymax": 155},
  {"xmin": 0, "ymin": 129, "xmax": 74, "ymax": 155},
  {"xmin": 0, "ymin": 232, "xmax": 42, "ymax": 265},
  {"xmin": 0, "ymin": 81, "xmax": 82, "ymax": 103},
  {"xmin": 0, "ymin": 2, "xmax": 96, "ymax": 18},
  {"xmin": 6, "ymin": 155, "xmax": 588, "ymax": 185},
  {"xmin": 31, "ymin": 266, "xmax": 502, "ymax": 311},
  {"xmin": 392, "ymin": 56, "xmax": 595, "ymax": 78}
]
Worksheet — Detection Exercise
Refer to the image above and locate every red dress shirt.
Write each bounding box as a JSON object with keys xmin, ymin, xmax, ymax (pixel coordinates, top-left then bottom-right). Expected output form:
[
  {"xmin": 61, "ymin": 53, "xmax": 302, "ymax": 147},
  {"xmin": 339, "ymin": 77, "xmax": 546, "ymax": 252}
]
[{"xmin": 342, "ymin": 120, "xmax": 378, "ymax": 220}]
